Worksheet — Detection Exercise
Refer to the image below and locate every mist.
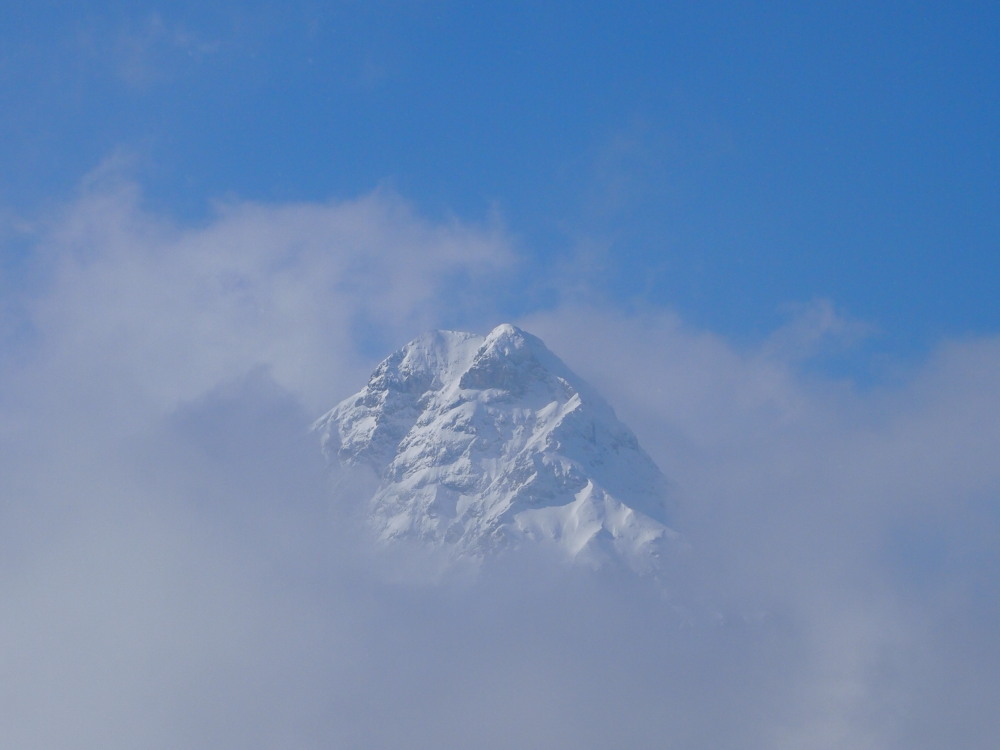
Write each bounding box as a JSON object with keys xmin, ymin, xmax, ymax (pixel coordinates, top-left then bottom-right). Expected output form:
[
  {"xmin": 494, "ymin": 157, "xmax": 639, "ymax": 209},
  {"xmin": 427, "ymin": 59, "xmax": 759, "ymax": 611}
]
[{"xmin": 1, "ymin": 182, "xmax": 998, "ymax": 748}]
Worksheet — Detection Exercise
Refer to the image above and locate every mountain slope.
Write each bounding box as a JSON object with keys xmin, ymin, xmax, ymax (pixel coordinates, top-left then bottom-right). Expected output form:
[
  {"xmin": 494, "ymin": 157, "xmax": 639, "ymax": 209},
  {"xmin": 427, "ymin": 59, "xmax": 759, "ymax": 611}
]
[{"xmin": 314, "ymin": 324, "xmax": 679, "ymax": 572}]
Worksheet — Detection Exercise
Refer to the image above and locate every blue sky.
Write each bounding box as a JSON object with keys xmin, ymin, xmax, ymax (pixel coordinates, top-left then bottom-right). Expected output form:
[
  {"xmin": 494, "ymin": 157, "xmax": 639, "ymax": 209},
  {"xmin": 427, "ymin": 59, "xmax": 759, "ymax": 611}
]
[{"xmin": 3, "ymin": 1, "xmax": 997, "ymax": 365}]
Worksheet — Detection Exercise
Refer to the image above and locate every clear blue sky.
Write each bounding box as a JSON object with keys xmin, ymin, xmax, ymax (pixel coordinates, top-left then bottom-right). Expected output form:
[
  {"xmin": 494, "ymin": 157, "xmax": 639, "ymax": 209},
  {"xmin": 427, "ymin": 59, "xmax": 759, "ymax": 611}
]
[{"xmin": 3, "ymin": 1, "xmax": 998, "ymax": 362}]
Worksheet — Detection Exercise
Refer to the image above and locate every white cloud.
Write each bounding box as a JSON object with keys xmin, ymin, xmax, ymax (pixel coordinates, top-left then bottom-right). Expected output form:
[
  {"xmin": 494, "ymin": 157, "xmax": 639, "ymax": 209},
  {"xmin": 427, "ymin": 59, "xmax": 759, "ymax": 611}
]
[
  {"xmin": 9, "ymin": 173, "xmax": 512, "ymax": 425},
  {"xmin": 1, "ymin": 178, "xmax": 998, "ymax": 747},
  {"xmin": 521, "ymin": 303, "xmax": 1000, "ymax": 747}
]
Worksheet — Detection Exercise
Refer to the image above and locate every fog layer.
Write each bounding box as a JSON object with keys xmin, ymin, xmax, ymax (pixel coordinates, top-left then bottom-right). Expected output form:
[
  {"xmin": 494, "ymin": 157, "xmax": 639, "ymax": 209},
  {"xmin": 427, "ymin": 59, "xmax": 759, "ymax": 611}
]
[{"xmin": 1, "ymin": 182, "xmax": 997, "ymax": 748}]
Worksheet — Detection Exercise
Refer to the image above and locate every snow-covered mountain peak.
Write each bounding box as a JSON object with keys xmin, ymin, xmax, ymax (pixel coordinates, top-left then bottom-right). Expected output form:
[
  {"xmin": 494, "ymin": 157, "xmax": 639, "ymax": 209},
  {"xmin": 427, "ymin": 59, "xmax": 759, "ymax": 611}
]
[
  {"xmin": 368, "ymin": 329, "xmax": 477, "ymax": 393},
  {"xmin": 315, "ymin": 324, "xmax": 680, "ymax": 573},
  {"xmin": 460, "ymin": 324, "xmax": 566, "ymax": 396}
]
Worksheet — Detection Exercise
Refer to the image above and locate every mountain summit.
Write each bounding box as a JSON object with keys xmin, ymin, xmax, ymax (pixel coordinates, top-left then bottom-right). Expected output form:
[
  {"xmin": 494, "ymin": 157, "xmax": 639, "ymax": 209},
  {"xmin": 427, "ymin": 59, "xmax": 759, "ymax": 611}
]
[{"xmin": 314, "ymin": 324, "xmax": 679, "ymax": 572}]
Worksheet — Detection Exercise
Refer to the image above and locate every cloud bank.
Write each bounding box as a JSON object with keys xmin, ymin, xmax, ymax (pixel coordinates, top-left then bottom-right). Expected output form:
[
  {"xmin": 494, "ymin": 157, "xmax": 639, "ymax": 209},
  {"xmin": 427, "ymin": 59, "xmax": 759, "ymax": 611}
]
[{"xmin": 1, "ymin": 180, "xmax": 998, "ymax": 748}]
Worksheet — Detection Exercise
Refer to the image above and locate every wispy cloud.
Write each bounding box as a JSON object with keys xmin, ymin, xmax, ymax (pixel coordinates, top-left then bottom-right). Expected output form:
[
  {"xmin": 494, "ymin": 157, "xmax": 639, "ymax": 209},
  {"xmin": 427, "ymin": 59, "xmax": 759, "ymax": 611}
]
[
  {"xmin": 761, "ymin": 298, "xmax": 875, "ymax": 362},
  {"xmin": 73, "ymin": 11, "xmax": 224, "ymax": 90}
]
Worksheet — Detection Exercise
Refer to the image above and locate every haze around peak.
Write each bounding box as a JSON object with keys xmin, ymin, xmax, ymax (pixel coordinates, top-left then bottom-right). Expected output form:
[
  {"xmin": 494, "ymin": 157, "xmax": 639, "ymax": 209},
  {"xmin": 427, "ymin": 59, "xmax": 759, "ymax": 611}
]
[{"xmin": 0, "ymin": 183, "xmax": 997, "ymax": 748}]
